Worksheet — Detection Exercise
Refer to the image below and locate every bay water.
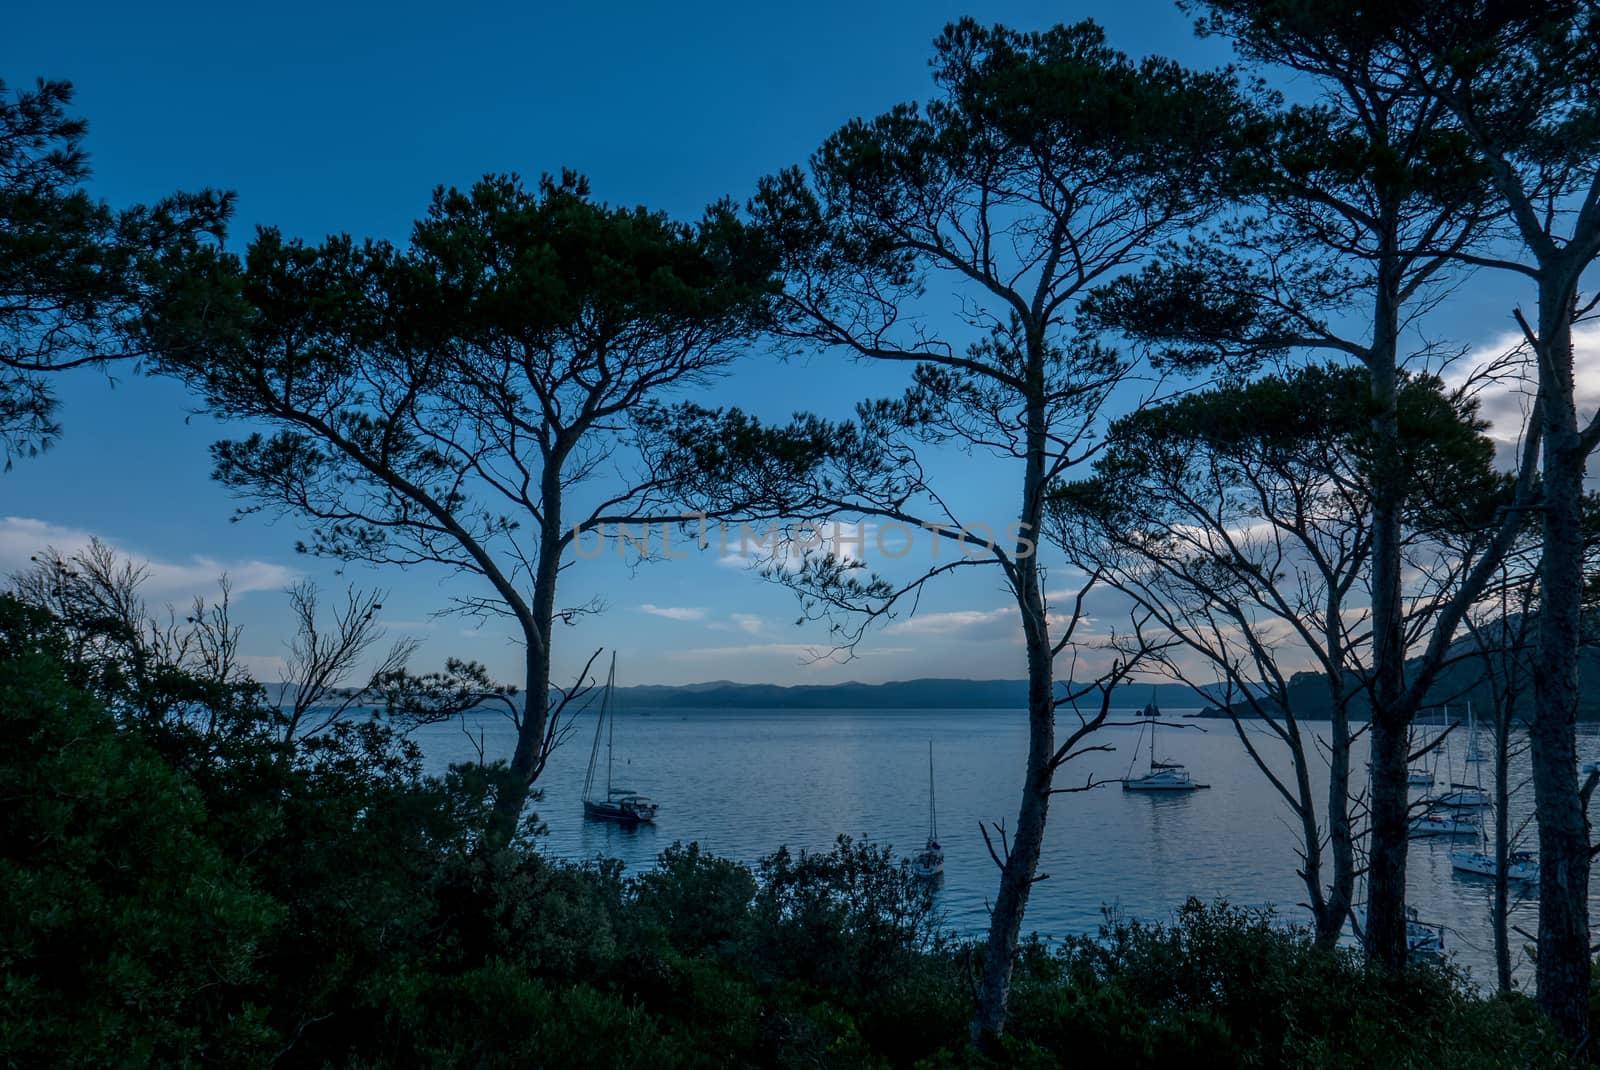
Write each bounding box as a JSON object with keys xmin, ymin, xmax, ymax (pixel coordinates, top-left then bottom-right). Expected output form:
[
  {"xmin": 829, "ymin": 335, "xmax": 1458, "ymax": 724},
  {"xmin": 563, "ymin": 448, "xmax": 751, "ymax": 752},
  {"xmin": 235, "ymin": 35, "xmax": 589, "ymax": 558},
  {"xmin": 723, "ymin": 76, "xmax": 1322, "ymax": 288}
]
[{"xmin": 410, "ymin": 705, "xmax": 1600, "ymax": 989}]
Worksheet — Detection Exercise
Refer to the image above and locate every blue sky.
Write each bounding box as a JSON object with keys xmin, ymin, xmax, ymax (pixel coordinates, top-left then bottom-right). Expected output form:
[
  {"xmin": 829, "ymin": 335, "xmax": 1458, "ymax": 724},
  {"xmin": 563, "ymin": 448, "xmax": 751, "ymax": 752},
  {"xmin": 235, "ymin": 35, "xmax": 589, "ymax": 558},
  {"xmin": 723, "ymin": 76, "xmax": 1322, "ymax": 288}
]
[{"xmin": 0, "ymin": 1, "xmax": 1561, "ymax": 689}]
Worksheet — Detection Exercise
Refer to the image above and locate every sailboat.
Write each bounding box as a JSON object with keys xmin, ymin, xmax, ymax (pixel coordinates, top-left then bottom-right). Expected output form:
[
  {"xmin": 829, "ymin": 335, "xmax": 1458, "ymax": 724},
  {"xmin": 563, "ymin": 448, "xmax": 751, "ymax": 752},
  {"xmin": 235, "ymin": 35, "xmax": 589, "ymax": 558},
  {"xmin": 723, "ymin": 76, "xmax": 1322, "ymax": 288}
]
[
  {"xmin": 1422, "ymin": 705, "xmax": 1490, "ymax": 809},
  {"xmin": 581, "ymin": 654, "xmax": 659, "ymax": 824},
  {"xmin": 1430, "ymin": 783, "xmax": 1491, "ymax": 808},
  {"xmin": 1409, "ymin": 810, "xmax": 1481, "ymax": 838},
  {"xmin": 1358, "ymin": 905, "xmax": 1446, "ymax": 956},
  {"xmin": 912, "ymin": 742, "xmax": 944, "ymax": 879},
  {"xmin": 1123, "ymin": 698, "xmax": 1208, "ymax": 791},
  {"xmin": 1463, "ymin": 701, "xmax": 1487, "ymax": 764},
  {"xmin": 1401, "ymin": 705, "xmax": 1448, "ymax": 785},
  {"xmin": 1403, "ymin": 907, "xmax": 1446, "ymax": 956},
  {"xmin": 1451, "ymin": 848, "xmax": 1539, "ymax": 882},
  {"xmin": 1450, "ymin": 739, "xmax": 1538, "ymax": 881}
]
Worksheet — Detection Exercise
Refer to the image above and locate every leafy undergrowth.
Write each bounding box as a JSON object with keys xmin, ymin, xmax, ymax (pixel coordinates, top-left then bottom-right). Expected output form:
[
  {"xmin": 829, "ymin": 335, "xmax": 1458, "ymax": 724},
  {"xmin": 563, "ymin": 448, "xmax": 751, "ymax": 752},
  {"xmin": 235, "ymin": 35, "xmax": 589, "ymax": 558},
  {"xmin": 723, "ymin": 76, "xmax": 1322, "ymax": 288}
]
[{"xmin": 0, "ymin": 595, "xmax": 1571, "ymax": 1068}]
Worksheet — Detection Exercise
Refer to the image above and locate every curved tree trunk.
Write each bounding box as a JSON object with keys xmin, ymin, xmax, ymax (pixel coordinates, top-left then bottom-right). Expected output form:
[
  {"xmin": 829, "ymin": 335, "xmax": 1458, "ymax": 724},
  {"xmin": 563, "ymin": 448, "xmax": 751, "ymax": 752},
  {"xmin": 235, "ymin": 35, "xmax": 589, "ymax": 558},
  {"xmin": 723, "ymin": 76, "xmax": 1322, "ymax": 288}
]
[{"xmin": 486, "ymin": 489, "xmax": 562, "ymax": 850}]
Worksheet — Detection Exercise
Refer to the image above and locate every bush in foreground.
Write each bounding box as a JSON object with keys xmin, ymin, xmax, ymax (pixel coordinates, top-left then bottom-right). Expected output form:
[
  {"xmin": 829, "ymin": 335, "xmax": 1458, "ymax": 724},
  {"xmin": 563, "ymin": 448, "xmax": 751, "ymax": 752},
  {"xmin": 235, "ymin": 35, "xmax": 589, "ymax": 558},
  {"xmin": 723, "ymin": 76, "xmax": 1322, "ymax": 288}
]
[{"xmin": 0, "ymin": 594, "xmax": 1574, "ymax": 1067}]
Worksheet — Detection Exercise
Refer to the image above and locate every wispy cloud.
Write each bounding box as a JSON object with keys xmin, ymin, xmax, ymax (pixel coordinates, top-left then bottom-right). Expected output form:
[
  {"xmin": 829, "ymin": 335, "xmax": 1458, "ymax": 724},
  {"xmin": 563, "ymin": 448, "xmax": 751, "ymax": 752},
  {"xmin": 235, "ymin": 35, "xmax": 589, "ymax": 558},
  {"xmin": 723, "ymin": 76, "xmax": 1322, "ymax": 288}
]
[
  {"xmin": 638, "ymin": 603, "xmax": 709, "ymax": 622},
  {"xmin": 0, "ymin": 516, "xmax": 299, "ymax": 600},
  {"xmin": 731, "ymin": 613, "xmax": 764, "ymax": 634},
  {"xmin": 886, "ymin": 607, "xmax": 1015, "ymax": 641}
]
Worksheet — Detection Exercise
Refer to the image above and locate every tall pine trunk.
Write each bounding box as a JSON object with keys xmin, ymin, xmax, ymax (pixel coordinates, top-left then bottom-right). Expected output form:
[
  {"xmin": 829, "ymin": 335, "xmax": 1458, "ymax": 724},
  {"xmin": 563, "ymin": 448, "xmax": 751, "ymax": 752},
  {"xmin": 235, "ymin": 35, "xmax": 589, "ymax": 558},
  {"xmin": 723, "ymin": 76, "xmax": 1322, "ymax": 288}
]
[
  {"xmin": 971, "ymin": 622, "xmax": 1053, "ymax": 1043},
  {"xmin": 1364, "ymin": 262, "xmax": 1412, "ymax": 969},
  {"xmin": 1366, "ymin": 712, "xmax": 1411, "ymax": 965},
  {"xmin": 1322, "ymin": 692, "xmax": 1357, "ymax": 948},
  {"xmin": 972, "ymin": 343, "xmax": 1054, "ymax": 1045},
  {"xmin": 1531, "ymin": 283, "xmax": 1591, "ymax": 1054}
]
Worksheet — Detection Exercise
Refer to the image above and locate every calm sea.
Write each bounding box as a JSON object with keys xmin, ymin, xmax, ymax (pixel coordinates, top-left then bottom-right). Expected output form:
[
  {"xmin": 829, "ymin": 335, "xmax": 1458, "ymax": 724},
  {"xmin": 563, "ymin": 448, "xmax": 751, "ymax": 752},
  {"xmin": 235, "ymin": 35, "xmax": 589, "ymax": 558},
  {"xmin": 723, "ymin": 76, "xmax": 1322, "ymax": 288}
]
[{"xmin": 409, "ymin": 705, "xmax": 1600, "ymax": 990}]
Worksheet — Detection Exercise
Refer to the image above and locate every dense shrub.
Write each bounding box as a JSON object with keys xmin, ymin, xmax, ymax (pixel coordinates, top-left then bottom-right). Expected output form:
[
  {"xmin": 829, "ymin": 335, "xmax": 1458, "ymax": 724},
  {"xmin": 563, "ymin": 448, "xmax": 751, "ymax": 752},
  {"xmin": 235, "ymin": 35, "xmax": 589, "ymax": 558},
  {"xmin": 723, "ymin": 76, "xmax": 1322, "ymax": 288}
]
[
  {"xmin": 748, "ymin": 835, "xmax": 941, "ymax": 994},
  {"xmin": 1001, "ymin": 900, "xmax": 1565, "ymax": 1070},
  {"xmin": 0, "ymin": 598, "xmax": 282, "ymax": 1067},
  {"xmin": 0, "ymin": 595, "xmax": 1580, "ymax": 1067}
]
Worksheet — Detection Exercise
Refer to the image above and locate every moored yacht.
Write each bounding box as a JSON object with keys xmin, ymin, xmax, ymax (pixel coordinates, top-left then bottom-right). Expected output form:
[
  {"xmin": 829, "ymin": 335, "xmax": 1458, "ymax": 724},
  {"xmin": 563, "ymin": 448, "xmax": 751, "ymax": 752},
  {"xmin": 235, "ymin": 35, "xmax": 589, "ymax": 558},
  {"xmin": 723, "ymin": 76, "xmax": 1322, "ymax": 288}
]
[
  {"xmin": 1427, "ymin": 783, "xmax": 1490, "ymax": 809},
  {"xmin": 1409, "ymin": 811, "xmax": 1481, "ymax": 838},
  {"xmin": 912, "ymin": 741, "xmax": 944, "ymax": 879},
  {"xmin": 1123, "ymin": 699, "xmax": 1209, "ymax": 792},
  {"xmin": 1450, "ymin": 849, "xmax": 1539, "ymax": 883},
  {"xmin": 581, "ymin": 654, "xmax": 659, "ymax": 825}
]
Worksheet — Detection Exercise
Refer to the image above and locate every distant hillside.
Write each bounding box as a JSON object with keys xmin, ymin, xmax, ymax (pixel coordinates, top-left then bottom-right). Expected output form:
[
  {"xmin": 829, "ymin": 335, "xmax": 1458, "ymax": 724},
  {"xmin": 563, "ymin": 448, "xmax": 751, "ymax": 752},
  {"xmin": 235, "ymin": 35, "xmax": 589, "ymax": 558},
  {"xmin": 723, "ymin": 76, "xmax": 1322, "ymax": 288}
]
[
  {"xmin": 280, "ymin": 678, "xmax": 1216, "ymax": 712},
  {"xmin": 1197, "ymin": 642, "xmax": 1600, "ymax": 722},
  {"xmin": 612, "ymin": 678, "xmax": 1211, "ymax": 710}
]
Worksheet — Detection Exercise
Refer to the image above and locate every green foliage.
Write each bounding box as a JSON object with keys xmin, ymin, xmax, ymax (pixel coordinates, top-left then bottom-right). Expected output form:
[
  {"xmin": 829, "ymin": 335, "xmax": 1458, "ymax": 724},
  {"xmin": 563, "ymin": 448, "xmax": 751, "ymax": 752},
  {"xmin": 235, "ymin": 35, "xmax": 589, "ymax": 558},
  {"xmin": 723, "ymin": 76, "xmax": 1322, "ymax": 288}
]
[
  {"xmin": 749, "ymin": 835, "xmax": 941, "ymax": 995},
  {"xmin": 0, "ymin": 596, "xmax": 280, "ymax": 1067},
  {"xmin": 0, "ymin": 591, "xmax": 1575, "ymax": 1068},
  {"xmin": 630, "ymin": 841, "xmax": 758, "ymax": 955},
  {"xmin": 1056, "ymin": 362, "xmax": 1505, "ymax": 540},
  {"xmin": 149, "ymin": 172, "xmax": 782, "ymax": 562},
  {"xmin": 0, "ymin": 79, "xmax": 230, "ymax": 466},
  {"xmin": 999, "ymin": 900, "xmax": 1564, "ymax": 1070},
  {"xmin": 355, "ymin": 962, "xmax": 683, "ymax": 1069}
]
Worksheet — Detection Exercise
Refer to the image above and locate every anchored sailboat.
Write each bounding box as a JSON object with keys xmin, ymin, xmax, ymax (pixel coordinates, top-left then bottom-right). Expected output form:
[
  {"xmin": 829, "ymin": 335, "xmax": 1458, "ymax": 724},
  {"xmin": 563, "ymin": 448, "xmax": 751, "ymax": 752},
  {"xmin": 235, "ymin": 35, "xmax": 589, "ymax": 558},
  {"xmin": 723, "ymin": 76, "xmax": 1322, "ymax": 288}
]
[
  {"xmin": 1463, "ymin": 701, "xmax": 1487, "ymax": 764},
  {"xmin": 1123, "ymin": 698, "xmax": 1208, "ymax": 792},
  {"xmin": 1358, "ymin": 905, "xmax": 1446, "ymax": 956},
  {"xmin": 912, "ymin": 742, "xmax": 943, "ymax": 879},
  {"xmin": 1402, "ymin": 704, "xmax": 1448, "ymax": 786},
  {"xmin": 1450, "ymin": 848, "xmax": 1539, "ymax": 882},
  {"xmin": 581, "ymin": 654, "xmax": 658, "ymax": 825},
  {"xmin": 1409, "ymin": 811, "xmax": 1481, "ymax": 838},
  {"xmin": 1421, "ymin": 705, "xmax": 1490, "ymax": 810}
]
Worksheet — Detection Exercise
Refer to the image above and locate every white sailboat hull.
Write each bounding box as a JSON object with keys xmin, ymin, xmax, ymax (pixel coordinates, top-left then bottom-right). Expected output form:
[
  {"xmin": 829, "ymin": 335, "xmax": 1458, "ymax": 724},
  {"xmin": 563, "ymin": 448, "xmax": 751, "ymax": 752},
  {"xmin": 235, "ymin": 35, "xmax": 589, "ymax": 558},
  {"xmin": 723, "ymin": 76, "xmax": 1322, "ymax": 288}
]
[
  {"xmin": 1450, "ymin": 851, "xmax": 1538, "ymax": 882},
  {"xmin": 1126, "ymin": 701, "xmax": 1208, "ymax": 791},
  {"xmin": 1124, "ymin": 768, "xmax": 1209, "ymax": 791},
  {"xmin": 1409, "ymin": 814, "xmax": 1480, "ymax": 837},
  {"xmin": 1428, "ymin": 786, "xmax": 1490, "ymax": 809},
  {"xmin": 1359, "ymin": 908, "xmax": 1444, "ymax": 955}
]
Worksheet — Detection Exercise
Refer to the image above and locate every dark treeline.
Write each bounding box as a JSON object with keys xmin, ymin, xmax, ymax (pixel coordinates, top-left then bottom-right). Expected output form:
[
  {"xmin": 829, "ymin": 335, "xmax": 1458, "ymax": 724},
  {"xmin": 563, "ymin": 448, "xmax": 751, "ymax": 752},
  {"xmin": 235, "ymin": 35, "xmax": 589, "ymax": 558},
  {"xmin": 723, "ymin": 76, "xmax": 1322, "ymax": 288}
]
[{"xmin": 5, "ymin": 0, "xmax": 1600, "ymax": 1062}]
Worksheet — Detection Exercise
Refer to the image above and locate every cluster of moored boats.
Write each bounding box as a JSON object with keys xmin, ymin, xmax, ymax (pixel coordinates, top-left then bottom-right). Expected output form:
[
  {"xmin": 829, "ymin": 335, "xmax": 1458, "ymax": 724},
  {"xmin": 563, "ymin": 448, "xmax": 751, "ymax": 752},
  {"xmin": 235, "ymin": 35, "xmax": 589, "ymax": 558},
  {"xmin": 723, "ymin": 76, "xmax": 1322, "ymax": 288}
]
[
  {"xmin": 1404, "ymin": 704, "xmax": 1542, "ymax": 887},
  {"xmin": 578, "ymin": 677, "xmax": 1566, "ymax": 957}
]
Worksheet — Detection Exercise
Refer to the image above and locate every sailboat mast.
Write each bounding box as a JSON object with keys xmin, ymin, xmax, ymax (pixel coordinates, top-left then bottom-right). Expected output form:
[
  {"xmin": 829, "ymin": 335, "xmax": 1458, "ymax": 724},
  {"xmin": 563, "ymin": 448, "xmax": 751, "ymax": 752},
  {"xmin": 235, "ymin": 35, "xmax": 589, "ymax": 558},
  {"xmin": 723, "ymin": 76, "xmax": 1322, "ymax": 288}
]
[
  {"xmin": 1149, "ymin": 706, "xmax": 1156, "ymax": 771},
  {"xmin": 583, "ymin": 653, "xmax": 612, "ymax": 803},
  {"xmin": 928, "ymin": 741, "xmax": 937, "ymax": 842},
  {"xmin": 606, "ymin": 653, "xmax": 616, "ymax": 798}
]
